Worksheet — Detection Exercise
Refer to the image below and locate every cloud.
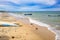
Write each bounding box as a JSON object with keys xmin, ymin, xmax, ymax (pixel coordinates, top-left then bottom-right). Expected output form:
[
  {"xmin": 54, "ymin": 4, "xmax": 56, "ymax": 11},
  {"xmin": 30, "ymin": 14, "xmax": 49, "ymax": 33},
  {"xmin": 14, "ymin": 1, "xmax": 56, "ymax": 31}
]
[
  {"xmin": 16, "ymin": 6, "xmax": 40, "ymax": 11},
  {"xmin": 9, "ymin": 0, "xmax": 56, "ymax": 5},
  {"xmin": 0, "ymin": 0, "xmax": 56, "ymax": 5},
  {"xmin": 40, "ymin": 8, "xmax": 60, "ymax": 11},
  {"xmin": 0, "ymin": 0, "xmax": 60, "ymax": 11},
  {"xmin": 8, "ymin": 0, "xmax": 56, "ymax": 5},
  {"xmin": 0, "ymin": 4, "xmax": 18, "ymax": 11}
]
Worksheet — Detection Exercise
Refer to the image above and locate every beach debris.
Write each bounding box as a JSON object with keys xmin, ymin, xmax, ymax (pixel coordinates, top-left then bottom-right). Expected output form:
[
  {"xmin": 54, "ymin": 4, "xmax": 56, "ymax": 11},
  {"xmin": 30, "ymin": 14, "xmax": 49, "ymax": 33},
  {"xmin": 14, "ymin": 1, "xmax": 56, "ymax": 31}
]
[
  {"xmin": 12, "ymin": 36, "xmax": 15, "ymax": 39},
  {"xmin": 35, "ymin": 28, "xmax": 38, "ymax": 30},
  {"xmin": 30, "ymin": 23, "xmax": 33, "ymax": 25},
  {"xmin": 14, "ymin": 23, "xmax": 22, "ymax": 27}
]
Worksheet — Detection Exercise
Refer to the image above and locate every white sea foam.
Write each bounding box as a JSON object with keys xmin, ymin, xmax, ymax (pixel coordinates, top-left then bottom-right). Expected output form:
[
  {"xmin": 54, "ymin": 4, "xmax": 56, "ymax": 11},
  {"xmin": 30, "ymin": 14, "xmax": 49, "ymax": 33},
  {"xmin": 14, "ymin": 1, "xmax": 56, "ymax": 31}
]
[{"xmin": 29, "ymin": 18, "xmax": 50, "ymax": 27}]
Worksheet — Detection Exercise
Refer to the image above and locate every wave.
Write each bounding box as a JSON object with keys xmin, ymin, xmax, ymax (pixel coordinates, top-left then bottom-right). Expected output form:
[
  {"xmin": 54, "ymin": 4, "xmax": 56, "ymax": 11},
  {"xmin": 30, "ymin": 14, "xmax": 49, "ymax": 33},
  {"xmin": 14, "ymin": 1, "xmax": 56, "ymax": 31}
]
[{"xmin": 29, "ymin": 18, "xmax": 50, "ymax": 27}]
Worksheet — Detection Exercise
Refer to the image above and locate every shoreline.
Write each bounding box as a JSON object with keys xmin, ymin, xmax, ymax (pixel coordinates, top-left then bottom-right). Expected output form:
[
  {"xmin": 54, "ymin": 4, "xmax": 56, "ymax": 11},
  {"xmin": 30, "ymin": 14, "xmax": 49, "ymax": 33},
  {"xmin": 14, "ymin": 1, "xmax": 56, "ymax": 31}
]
[
  {"xmin": 10, "ymin": 13, "xmax": 56, "ymax": 33},
  {"xmin": 29, "ymin": 17, "xmax": 56, "ymax": 33},
  {"xmin": 29, "ymin": 18, "xmax": 56, "ymax": 40},
  {"xmin": 9, "ymin": 13, "xmax": 56, "ymax": 40}
]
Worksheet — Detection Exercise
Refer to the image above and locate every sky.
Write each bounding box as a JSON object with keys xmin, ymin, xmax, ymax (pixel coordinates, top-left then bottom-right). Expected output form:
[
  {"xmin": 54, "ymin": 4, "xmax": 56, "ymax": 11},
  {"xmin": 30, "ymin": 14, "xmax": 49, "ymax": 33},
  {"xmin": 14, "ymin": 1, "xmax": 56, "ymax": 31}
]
[{"xmin": 0, "ymin": 0, "xmax": 60, "ymax": 11}]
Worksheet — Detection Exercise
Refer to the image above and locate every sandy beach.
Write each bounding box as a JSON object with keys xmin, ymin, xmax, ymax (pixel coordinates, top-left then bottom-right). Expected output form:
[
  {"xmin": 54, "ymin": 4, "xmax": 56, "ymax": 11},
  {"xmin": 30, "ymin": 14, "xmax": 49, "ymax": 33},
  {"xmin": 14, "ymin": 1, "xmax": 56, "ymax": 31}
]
[{"xmin": 0, "ymin": 13, "xmax": 55, "ymax": 40}]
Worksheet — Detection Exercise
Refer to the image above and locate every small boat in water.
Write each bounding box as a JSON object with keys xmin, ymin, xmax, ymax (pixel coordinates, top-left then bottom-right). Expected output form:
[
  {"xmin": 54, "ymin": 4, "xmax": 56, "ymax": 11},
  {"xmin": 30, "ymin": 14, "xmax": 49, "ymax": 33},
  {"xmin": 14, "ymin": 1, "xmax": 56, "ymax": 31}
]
[
  {"xmin": 48, "ymin": 15, "xmax": 60, "ymax": 17},
  {"xmin": 24, "ymin": 14, "xmax": 32, "ymax": 15}
]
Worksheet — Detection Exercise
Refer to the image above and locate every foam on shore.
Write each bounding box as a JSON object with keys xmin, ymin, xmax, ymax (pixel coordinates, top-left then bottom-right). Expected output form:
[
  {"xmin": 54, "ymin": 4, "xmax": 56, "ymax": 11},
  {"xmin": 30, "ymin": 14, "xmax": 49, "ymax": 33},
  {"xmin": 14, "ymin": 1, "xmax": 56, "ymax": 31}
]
[{"xmin": 29, "ymin": 18, "xmax": 50, "ymax": 27}]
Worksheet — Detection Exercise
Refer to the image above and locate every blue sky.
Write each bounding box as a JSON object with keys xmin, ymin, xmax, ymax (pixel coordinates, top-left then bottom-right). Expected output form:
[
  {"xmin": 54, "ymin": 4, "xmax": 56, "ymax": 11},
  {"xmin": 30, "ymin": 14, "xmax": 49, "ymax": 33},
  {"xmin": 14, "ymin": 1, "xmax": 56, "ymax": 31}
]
[{"xmin": 0, "ymin": 0, "xmax": 60, "ymax": 11}]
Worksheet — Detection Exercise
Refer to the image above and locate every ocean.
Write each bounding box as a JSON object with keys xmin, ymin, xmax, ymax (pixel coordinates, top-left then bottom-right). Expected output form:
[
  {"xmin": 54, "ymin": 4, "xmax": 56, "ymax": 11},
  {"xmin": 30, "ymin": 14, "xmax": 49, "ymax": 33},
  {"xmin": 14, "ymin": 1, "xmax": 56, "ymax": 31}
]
[
  {"xmin": 12, "ymin": 11, "xmax": 60, "ymax": 28},
  {"xmin": 11, "ymin": 11, "xmax": 60, "ymax": 40}
]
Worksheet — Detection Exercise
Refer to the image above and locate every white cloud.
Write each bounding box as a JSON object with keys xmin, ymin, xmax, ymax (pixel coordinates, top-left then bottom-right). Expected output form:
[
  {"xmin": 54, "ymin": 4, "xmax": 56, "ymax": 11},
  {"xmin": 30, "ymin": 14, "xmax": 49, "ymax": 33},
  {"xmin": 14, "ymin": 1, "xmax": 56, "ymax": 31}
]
[
  {"xmin": 15, "ymin": 5, "xmax": 40, "ymax": 11},
  {"xmin": 43, "ymin": 8, "xmax": 60, "ymax": 11},
  {"xmin": 0, "ymin": 3, "xmax": 60, "ymax": 11},
  {"xmin": 15, "ymin": 5, "xmax": 60, "ymax": 11},
  {"xmin": 0, "ymin": 4, "xmax": 17, "ymax": 11},
  {"xmin": 0, "ymin": 0, "xmax": 59, "ymax": 11},
  {"xmin": 0, "ymin": 0, "xmax": 56, "ymax": 5}
]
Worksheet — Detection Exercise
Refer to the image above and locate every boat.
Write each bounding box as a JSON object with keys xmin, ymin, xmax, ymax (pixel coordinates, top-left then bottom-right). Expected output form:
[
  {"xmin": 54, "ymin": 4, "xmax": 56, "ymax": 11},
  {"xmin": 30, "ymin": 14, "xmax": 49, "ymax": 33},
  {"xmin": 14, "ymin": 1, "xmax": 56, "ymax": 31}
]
[
  {"xmin": 24, "ymin": 13, "xmax": 32, "ymax": 15},
  {"xmin": 0, "ymin": 12, "xmax": 55, "ymax": 40},
  {"xmin": 48, "ymin": 15, "xmax": 60, "ymax": 17}
]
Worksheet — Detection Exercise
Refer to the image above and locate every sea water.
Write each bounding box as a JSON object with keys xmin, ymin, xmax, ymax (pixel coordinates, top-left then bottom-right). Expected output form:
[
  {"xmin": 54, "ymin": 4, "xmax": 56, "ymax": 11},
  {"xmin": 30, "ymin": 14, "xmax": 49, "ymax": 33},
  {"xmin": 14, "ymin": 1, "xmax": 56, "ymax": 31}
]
[
  {"xmin": 11, "ymin": 11, "xmax": 60, "ymax": 40},
  {"xmin": 12, "ymin": 11, "xmax": 60, "ymax": 28}
]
